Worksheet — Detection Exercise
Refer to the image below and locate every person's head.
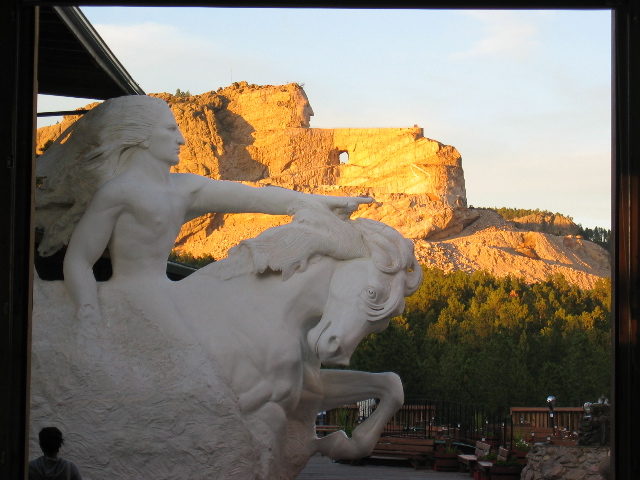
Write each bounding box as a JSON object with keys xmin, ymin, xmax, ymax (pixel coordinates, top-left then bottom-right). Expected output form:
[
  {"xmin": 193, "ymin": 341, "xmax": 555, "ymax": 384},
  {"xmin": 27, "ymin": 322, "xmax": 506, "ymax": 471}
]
[{"xmin": 38, "ymin": 427, "xmax": 64, "ymax": 457}]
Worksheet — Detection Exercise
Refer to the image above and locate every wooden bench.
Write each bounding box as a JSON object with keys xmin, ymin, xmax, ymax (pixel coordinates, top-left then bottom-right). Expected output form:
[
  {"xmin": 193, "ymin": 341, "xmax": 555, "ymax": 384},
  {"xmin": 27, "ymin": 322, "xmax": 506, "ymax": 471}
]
[
  {"xmin": 497, "ymin": 447, "xmax": 510, "ymax": 462},
  {"xmin": 475, "ymin": 447, "xmax": 510, "ymax": 480},
  {"xmin": 366, "ymin": 436, "xmax": 436, "ymax": 469},
  {"xmin": 457, "ymin": 441, "xmax": 491, "ymax": 475}
]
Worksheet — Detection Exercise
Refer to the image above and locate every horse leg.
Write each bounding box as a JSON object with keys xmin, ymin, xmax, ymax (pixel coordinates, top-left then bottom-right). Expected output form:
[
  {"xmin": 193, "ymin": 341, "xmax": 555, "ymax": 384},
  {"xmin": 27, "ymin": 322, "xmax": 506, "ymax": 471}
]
[{"xmin": 313, "ymin": 370, "xmax": 403, "ymax": 460}]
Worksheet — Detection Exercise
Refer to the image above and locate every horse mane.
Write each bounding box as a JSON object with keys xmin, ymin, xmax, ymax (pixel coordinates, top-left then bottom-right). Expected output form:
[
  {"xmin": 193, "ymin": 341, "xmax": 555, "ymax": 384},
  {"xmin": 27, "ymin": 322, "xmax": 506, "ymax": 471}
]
[{"xmin": 206, "ymin": 205, "xmax": 422, "ymax": 298}]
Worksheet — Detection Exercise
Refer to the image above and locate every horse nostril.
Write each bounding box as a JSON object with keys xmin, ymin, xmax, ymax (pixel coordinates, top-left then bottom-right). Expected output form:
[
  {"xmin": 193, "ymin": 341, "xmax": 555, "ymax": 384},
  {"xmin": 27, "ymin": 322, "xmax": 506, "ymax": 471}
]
[{"xmin": 327, "ymin": 336, "xmax": 340, "ymax": 354}]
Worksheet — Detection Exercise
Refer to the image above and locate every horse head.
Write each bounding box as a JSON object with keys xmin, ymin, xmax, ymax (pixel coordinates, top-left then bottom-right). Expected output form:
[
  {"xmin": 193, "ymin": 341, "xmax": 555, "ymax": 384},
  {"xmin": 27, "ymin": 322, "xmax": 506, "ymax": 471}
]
[
  {"xmin": 306, "ymin": 218, "xmax": 422, "ymax": 365},
  {"xmin": 222, "ymin": 206, "xmax": 422, "ymax": 367}
]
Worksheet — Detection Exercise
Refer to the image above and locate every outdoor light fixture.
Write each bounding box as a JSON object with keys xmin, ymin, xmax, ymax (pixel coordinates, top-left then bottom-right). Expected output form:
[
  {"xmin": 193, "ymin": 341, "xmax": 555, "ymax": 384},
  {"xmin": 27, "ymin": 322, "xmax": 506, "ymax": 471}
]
[{"xmin": 547, "ymin": 395, "xmax": 556, "ymax": 430}]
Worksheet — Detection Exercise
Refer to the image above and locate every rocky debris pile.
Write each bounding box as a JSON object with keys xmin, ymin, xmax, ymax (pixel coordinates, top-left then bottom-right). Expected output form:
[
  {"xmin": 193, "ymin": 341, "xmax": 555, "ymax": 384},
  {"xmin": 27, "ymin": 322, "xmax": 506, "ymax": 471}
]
[
  {"xmin": 522, "ymin": 445, "xmax": 609, "ymax": 480},
  {"xmin": 413, "ymin": 209, "xmax": 609, "ymax": 290}
]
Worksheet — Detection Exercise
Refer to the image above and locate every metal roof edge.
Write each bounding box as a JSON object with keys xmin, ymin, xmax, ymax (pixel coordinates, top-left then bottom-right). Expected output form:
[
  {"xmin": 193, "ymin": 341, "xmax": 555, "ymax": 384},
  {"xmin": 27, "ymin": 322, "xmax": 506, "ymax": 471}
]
[{"xmin": 52, "ymin": 6, "xmax": 145, "ymax": 97}]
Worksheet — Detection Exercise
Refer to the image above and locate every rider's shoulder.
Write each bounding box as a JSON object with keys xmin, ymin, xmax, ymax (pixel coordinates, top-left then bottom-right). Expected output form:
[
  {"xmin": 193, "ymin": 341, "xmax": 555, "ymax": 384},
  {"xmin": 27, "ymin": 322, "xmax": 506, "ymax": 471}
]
[
  {"xmin": 171, "ymin": 172, "xmax": 216, "ymax": 191},
  {"xmin": 92, "ymin": 175, "xmax": 137, "ymax": 205}
]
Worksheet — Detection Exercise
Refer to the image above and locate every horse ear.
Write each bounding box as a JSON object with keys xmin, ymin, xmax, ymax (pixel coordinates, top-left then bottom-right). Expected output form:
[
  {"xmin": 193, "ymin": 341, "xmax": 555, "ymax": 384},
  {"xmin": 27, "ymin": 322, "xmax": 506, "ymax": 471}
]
[{"xmin": 368, "ymin": 232, "xmax": 401, "ymax": 273}]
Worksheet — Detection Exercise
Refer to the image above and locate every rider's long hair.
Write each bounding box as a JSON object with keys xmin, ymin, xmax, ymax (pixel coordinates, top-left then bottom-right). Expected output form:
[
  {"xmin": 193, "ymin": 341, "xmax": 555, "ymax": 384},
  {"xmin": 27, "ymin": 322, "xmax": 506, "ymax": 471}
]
[{"xmin": 36, "ymin": 95, "xmax": 170, "ymax": 257}]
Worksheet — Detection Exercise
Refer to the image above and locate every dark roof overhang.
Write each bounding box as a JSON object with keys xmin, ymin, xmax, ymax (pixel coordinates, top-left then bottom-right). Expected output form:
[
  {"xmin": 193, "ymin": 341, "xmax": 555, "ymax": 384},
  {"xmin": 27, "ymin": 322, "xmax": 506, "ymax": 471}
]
[{"xmin": 38, "ymin": 5, "xmax": 144, "ymax": 100}]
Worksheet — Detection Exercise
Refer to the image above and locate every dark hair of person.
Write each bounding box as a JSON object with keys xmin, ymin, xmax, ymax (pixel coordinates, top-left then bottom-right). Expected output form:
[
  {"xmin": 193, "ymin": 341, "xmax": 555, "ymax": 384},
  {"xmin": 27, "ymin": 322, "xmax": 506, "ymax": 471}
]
[{"xmin": 39, "ymin": 427, "xmax": 64, "ymax": 457}]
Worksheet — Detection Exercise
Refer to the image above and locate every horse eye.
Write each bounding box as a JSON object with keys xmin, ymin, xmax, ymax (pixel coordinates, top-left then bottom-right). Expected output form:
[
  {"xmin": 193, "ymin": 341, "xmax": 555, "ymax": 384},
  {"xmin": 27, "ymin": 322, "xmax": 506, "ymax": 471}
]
[{"xmin": 365, "ymin": 287, "xmax": 377, "ymax": 299}]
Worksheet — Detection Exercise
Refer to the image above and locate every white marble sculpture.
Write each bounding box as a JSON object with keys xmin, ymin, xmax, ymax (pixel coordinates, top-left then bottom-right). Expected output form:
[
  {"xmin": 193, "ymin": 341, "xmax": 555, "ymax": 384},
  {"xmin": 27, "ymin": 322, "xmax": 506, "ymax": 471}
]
[{"xmin": 31, "ymin": 95, "xmax": 423, "ymax": 479}]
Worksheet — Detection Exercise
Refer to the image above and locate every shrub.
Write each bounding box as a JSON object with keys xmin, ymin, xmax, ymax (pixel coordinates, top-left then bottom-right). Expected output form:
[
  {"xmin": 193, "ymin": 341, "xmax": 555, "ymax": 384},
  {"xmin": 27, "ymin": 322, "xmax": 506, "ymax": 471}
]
[{"xmin": 514, "ymin": 436, "xmax": 531, "ymax": 451}]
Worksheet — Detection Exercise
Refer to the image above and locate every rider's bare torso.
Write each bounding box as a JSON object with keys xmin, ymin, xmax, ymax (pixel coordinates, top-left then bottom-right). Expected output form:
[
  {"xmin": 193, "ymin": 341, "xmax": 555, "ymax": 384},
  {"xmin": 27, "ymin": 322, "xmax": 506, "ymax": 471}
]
[{"xmin": 106, "ymin": 172, "xmax": 192, "ymax": 281}]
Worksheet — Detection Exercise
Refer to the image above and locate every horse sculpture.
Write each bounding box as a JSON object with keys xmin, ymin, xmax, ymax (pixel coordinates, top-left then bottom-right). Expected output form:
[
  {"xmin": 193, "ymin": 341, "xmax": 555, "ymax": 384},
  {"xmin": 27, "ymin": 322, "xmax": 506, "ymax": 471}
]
[{"xmin": 30, "ymin": 207, "xmax": 422, "ymax": 479}]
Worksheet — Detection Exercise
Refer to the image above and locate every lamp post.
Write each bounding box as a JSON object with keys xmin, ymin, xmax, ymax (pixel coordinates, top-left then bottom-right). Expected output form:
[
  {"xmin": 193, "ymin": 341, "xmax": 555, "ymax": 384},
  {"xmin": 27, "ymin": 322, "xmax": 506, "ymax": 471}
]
[{"xmin": 547, "ymin": 395, "xmax": 556, "ymax": 432}]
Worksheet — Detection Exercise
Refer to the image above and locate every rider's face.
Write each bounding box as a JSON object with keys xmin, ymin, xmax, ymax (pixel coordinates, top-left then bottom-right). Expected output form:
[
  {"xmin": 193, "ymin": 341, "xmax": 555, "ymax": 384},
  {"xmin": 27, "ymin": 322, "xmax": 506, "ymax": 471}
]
[{"xmin": 146, "ymin": 108, "xmax": 185, "ymax": 166}]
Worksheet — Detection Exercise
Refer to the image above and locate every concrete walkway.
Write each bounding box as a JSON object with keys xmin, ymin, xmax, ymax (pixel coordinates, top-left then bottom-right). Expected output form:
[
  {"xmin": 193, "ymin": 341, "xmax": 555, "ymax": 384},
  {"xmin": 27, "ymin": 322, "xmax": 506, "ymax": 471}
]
[{"xmin": 296, "ymin": 454, "xmax": 471, "ymax": 480}]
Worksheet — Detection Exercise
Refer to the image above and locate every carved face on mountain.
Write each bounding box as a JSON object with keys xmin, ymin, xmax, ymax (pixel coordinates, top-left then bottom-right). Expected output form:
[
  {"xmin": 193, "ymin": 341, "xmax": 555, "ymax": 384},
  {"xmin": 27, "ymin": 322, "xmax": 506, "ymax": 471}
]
[
  {"xmin": 299, "ymin": 99, "xmax": 314, "ymax": 127},
  {"xmin": 290, "ymin": 88, "xmax": 314, "ymax": 128}
]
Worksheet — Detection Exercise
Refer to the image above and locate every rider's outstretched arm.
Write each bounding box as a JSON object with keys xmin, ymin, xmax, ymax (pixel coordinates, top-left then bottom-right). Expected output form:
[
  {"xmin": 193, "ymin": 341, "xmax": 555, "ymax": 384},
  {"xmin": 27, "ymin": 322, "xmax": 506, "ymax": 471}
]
[{"xmin": 180, "ymin": 175, "xmax": 372, "ymax": 221}]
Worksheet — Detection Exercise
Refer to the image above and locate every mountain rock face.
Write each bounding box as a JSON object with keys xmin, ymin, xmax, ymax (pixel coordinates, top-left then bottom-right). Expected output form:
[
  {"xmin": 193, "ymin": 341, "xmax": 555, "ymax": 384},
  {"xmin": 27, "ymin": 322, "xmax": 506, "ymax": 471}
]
[
  {"xmin": 35, "ymin": 82, "xmax": 610, "ymax": 289},
  {"xmin": 37, "ymin": 82, "xmax": 475, "ymax": 244}
]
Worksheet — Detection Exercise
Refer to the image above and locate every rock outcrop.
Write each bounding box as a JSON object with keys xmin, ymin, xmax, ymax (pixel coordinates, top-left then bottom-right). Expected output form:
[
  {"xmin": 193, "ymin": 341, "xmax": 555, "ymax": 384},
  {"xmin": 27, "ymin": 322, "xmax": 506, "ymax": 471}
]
[
  {"xmin": 35, "ymin": 82, "xmax": 610, "ymax": 289},
  {"xmin": 508, "ymin": 212, "xmax": 580, "ymax": 237},
  {"xmin": 414, "ymin": 209, "xmax": 609, "ymax": 289}
]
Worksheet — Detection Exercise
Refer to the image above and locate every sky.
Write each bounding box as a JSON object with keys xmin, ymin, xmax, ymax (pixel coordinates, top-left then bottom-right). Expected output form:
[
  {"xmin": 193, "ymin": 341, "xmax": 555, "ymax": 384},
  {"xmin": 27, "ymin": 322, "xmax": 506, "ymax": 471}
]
[{"xmin": 37, "ymin": 7, "xmax": 612, "ymax": 229}]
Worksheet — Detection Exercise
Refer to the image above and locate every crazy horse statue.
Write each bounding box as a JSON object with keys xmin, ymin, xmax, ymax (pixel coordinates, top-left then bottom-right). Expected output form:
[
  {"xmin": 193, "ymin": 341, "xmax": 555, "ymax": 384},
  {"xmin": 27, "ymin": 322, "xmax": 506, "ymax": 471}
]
[{"xmin": 29, "ymin": 95, "xmax": 423, "ymax": 479}]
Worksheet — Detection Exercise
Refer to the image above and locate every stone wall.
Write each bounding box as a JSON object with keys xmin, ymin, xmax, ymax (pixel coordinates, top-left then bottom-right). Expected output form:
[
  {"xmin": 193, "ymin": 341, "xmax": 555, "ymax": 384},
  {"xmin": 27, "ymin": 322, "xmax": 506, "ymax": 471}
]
[{"xmin": 521, "ymin": 445, "xmax": 609, "ymax": 480}]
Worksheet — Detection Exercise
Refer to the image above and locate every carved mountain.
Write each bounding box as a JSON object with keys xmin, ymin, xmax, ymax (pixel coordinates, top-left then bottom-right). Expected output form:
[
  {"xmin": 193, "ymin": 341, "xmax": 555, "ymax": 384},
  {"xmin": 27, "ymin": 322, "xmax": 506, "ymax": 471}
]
[{"xmin": 35, "ymin": 82, "xmax": 610, "ymax": 289}]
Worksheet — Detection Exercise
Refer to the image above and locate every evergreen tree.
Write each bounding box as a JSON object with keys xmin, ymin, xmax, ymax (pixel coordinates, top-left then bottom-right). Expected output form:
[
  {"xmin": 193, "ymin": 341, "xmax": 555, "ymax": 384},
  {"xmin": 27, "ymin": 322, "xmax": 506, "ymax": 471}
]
[{"xmin": 347, "ymin": 267, "xmax": 611, "ymax": 411}]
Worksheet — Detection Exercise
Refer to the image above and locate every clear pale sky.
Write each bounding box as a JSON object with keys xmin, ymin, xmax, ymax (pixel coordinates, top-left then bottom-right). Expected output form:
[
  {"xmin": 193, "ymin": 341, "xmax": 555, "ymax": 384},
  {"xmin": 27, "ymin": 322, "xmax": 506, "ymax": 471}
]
[{"xmin": 37, "ymin": 7, "xmax": 612, "ymax": 229}]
